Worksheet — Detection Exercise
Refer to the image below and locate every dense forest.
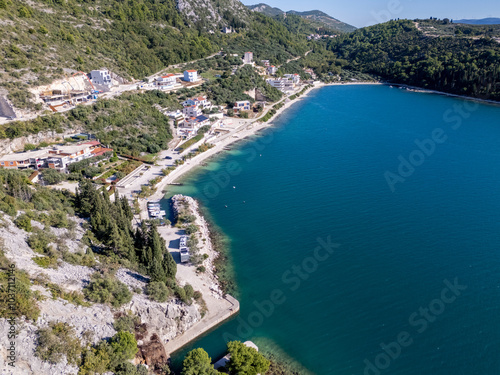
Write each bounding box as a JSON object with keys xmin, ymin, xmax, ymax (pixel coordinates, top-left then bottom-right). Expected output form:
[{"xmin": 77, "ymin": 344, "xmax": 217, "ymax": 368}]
[
  {"xmin": 0, "ymin": 0, "xmax": 312, "ymax": 109},
  {"xmin": 204, "ymin": 65, "xmax": 283, "ymax": 105},
  {"xmin": 319, "ymin": 20, "xmax": 500, "ymax": 100}
]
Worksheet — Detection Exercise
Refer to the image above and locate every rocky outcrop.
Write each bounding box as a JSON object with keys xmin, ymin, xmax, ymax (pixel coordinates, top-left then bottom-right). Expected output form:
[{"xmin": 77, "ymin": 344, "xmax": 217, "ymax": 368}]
[
  {"xmin": 0, "ymin": 216, "xmax": 202, "ymax": 374},
  {"xmin": 176, "ymin": 0, "xmax": 249, "ymax": 28},
  {"xmin": 0, "ymin": 320, "xmax": 79, "ymax": 375},
  {"xmin": 124, "ymin": 294, "xmax": 201, "ymax": 344},
  {"xmin": 0, "ymin": 127, "xmax": 81, "ymax": 156}
]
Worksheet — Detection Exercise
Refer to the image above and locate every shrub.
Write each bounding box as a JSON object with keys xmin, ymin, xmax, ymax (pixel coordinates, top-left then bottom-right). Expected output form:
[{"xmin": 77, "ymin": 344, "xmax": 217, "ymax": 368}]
[
  {"xmin": 24, "ymin": 143, "xmax": 36, "ymax": 151},
  {"xmin": 62, "ymin": 250, "xmax": 95, "ymax": 267},
  {"xmin": 42, "ymin": 169, "xmax": 66, "ymax": 185},
  {"xmin": 145, "ymin": 281, "xmax": 171, "ymax": 303},
  {"xmin": 184, "ymin": 284, "xmax": 194, "ymax": 300},
  {"xmin": 35, "ymin": 322, "xmax": 82, "ymax": 365},
  {"xmin": 185, "ymin": 224, "xmax": 198, "ymax": 234},
  {"xmin": 33, "ymin": 256, "xmax": 58, "ymax": 268},
  {"xmin": 48, "ymin": 210, "xmax": 68, "ymax": 228},
  {"xmin": 27, "ymin": 229, "xmax": 56, "ymax": 254},
  {"xmin": 0, "ymin": 267, "xmax": 40, "ymax": 320},
  {"xmin": 83, "ymin": 273, "xmax": 132, "ymax": 308},
  {"xmin": 113, "ymin": 312, "xmax": 140, "ymax": 333},
  {"xmin": 114, "ymin": 363, "xmax": 149, "ymax": 375},
  {"xmin": 175, "ymin": 286, "xmax": 188, "ymax": 304},
  {"xmin": 196, "ymin": 265, "xmax": 206, "ymax": 273},
  {"xmin": 14, "ymin": 213, "xmax": 32, "ymax": 232}
]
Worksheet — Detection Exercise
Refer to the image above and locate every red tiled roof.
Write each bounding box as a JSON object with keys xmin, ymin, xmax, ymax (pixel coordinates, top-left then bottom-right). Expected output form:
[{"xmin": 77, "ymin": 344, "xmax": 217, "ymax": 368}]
[
  {"xmin": 161, "ymin": 74, "xmax": 175, "ymax": 78},
  {"xmin": 83, "ymin": 140, "xmax": 100, "ymax": 146},
  {"xmin": 186, "ymin": 70, "xmax": 197, "ymax": 73},
  {"xmin": 91, "ymin": 147, "xmax": 113, "ymax": 156}
]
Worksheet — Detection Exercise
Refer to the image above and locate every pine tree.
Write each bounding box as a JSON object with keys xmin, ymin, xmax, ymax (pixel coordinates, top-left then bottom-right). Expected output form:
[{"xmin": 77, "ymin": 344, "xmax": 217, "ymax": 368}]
[
  {"xmin": 149, "ymin": 226, "xmax": 163, "ymax": 263},
  {"xmin": 149, "ymin": 258, "xmax": 166, "ymax": 283},
  {"xmin": 162, "ymin": 250, "xmax": 177, "ymax": 280}
]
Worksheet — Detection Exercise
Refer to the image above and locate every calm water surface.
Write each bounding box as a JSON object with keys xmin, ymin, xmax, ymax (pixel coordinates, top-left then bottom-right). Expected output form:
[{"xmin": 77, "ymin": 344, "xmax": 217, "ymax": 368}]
[{"xmin": 167, "ymin": 85, "xmax": 500, "ymax": 375}]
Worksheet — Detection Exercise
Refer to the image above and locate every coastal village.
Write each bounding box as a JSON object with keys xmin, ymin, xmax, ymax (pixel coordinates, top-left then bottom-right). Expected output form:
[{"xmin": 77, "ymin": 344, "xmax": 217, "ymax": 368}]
[{"xmin": 0, "ymin": 48, "xmax": 321, "ymax": 374}]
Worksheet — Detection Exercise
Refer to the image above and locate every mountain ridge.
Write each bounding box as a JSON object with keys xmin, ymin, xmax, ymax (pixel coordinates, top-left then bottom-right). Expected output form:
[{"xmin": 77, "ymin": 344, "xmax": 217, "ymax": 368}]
[
  {"xmin": 247, "ymin": 3, "xmax": 356, "ymax": 33},
  {"xmin": 455, "ymin": 17, "xmax": 500, "ymax": 25}
]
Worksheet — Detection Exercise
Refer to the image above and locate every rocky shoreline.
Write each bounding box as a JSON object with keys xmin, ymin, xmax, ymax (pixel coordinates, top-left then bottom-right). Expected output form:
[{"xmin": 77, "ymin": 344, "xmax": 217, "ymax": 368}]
[{"xmin": 0, "ymin": 214, "xmax": 203, "ymax": 374}]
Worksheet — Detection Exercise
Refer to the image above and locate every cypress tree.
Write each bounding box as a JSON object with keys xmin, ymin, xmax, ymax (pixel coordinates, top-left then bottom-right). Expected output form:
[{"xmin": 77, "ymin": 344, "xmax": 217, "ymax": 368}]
[
  {"xmin": 149, "ymin": 226, "xmax": 163, "ymax": 263},
  {"xmin": 162, "ymin": 250, "xmax": 177, "ymax": 280},
  {"xmin": 149, "ymin": 258, "xmax": 166, "ymax": 283}
]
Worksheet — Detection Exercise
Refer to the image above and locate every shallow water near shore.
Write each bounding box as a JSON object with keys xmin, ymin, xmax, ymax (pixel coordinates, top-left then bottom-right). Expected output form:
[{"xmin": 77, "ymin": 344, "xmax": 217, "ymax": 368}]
[{"xmin": 166, "ymin": 85, "xmax": 500, "ymax": 374}]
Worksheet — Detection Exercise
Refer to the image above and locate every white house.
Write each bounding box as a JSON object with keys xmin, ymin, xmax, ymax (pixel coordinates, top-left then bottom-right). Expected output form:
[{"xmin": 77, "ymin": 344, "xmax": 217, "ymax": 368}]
[
  {"xmin": 284, "ymin": 73, "xmax": 301, "ymax": 84},
  {"xmin": 0, "ymin": 141, "xmax": 107, "ymax": 171},
  {"xmin": 155, "ymin": 74, "xmax": 177, "ymax": 89},
  {"xmin": 222, "ymin": 27, "xmax": 232, "ymax": 34},
  {"xmin": 183, "ymin": 70, "xmax": 199, "ymax": 82},
  {"xmin": 179, "ymin": 115, "xmax": 210, "ymax": 134},
  {"xmin": 182, "ymin": 96, "xmax": 211, "ymax": 109},
  {"xmin": 243, "ymin": 52, "xmax": 253, "ymax": 64},
  {"xmin": 266, "ymin": 78, "xmax": 295, "ymax": 93},
  {"xmin": 261, "ymin": 60, "xmax": 270, "ymax": 67},
  {"xmin": 267, "ymin": 65, "xmax": 277, "ymax": 75},
  {"xmin": 90, "ymin": 70, "xmax": 112, "ymax": 86},
  {"xmin": 183, "ymin": 105, "xmax": 202, "ymax": 118},
  {"xmin": 233, "ymin": 100, "xmax": 251, "ymax": 112}
]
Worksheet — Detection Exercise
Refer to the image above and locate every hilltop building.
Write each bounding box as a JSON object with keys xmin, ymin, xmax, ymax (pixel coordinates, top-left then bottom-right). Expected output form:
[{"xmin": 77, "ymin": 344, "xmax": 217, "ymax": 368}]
[
  {"xmin": 90, "ymin": 70, "xmax": 112, "ymax": 86},
  {"xmin": 267, "ymin": 65, "xmax": 277, "ymax": 75},
  {"xmin": 183, "ymin": 70, "xmax": 199, "ymax": 82},
  {"xmin": 243, "ymin": 52, "xmax": 253, "ymax": 64},
  {"xmin": 155, "ymin": 74, "xmax": 178, "ymax": 89}
]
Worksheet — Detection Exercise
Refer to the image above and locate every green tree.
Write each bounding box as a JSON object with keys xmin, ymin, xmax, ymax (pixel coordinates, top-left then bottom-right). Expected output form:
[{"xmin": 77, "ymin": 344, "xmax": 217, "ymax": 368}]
[
  {"xmin": 42, "ymin": 169, "xmax": 65, "ymax": 185},
  {"xmin": 145, "ymin": 281, "xmax": 170, "ymax": 302},
  {"xmin": 181, "ymin": 348, "xmax": 218, "ymax": 375},
  {"xmin": 226, "ymin": 341, "xmax": 270, "ymax": 375},
  {"xmin": 109, "ymin": 331, "xmax": 138, "ymax": 368},
  {"xmin": 162, "ymin": 250, "xmax": 177, "ymax": 280}
]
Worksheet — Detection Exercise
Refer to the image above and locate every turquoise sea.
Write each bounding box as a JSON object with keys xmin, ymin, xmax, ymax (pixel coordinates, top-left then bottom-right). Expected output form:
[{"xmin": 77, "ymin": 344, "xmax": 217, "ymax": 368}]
[{"xmin": 166, "ymin": 85, "xmax": 500, "ymax": 374}]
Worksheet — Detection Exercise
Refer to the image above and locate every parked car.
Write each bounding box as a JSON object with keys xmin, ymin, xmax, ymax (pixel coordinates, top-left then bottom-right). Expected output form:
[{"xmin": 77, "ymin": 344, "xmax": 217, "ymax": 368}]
[{"xmin": 165, "ymin": 156, "xmax": 172, "ymax": 159}]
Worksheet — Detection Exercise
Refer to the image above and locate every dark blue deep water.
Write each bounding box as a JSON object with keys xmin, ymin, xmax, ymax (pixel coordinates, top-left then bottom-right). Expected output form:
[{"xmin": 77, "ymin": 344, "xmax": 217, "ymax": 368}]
[{"xmin": 167, "ymin": 85, "xmax": 500, "ymax": 374}]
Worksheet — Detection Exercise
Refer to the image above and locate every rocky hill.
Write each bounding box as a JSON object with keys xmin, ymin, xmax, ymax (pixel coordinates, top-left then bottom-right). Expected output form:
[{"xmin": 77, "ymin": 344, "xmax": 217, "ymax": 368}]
[{"xmin": 247, "ymin": 3, "xmax": 357, "ymax": 33}]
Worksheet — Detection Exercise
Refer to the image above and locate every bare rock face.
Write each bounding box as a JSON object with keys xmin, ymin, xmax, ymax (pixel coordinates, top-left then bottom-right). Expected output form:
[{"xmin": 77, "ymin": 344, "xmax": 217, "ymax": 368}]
[
  {"xmin": 0, "ymin": 320, "xmax": 78, "ymax": 375},
  {"xmin": 175, "ymin": 0, "xmax": 249, "ymax": 27},
  {"xmin": 0, "ymin": 213, "xmax": 201, "ymax": 374},
  {"xmin": 0, "ymin": 216, "xmax": 93, "ymax": 292},
  {"xmin": 124, "ymin": 294, "xmax": 201, "ymax": 344},
  {"xmin": 37, "ymin": 299, "xmax": 117, "ymax": 344},
  {"xmin": 0, "ymin": 127, "xmax": 81, "ymax": 156}
]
